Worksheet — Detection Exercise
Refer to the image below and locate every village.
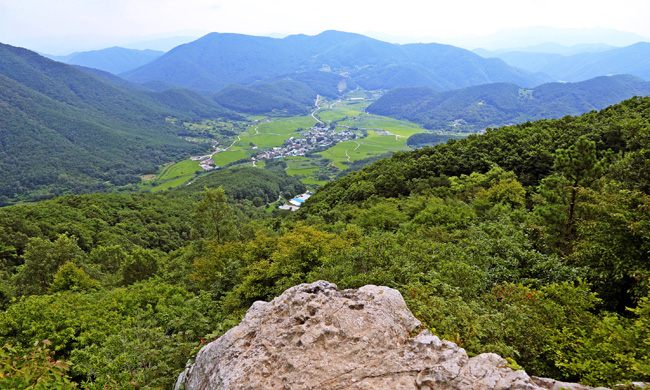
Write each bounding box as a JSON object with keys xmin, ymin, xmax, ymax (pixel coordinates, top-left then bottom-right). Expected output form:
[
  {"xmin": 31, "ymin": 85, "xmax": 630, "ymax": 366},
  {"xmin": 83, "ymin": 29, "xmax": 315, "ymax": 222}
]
[
  {"xmin": 251, "ymin": 126, "xmax": 359, "ymax": 161},
  {"xmin": 190, "ymin": 124, "xmax": 361, "ymax": 171}
]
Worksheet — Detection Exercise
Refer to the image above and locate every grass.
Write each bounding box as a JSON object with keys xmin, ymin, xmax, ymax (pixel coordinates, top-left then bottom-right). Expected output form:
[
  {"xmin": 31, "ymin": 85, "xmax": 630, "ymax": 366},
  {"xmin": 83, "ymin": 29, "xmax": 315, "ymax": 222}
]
[
  {"xmin": 286, "ymin": 167, "xmax": 319, "ymax": 175},
  {"xmin": 302, "ymin": 178, "xmax": 329, "ymax": 186},
  {"xmin": 158, "ymin": 160, "xmax": 201, "ymax": 181},
  {"xmin": 212, "ymin": 150, "xmax": 250, "ymax": 166},
  {"xmin": 319, "ymin": 108, "xmax": 357, "ymax": 122},
  {"xmin": 152, "ymin": 175, "xmax": 193, "ymax": 192},
  {"xmin": 285, "ymin": 157, "xmax": 321, "ymax": 176},
  {"xmin": 257, "ymin": 116, "xmax": 316, "ymax": 135},
  {"xmin": 347, "ymin": 90, "xmax": 368, "ymax": 99},
  {"xmin": 319, "ymin": 132, "xmax": 411, "ymax": 169},
  {"xmin": 239, "ymin": 133, "xmax": 290, "ymax": 149}
]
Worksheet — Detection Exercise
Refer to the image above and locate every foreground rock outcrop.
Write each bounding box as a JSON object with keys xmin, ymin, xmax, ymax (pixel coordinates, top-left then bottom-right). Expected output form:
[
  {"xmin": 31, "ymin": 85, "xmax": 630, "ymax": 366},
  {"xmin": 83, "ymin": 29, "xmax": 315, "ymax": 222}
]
[{"xmin": 176, "ymin": 281, "xmax": 609, "ymax": 390}]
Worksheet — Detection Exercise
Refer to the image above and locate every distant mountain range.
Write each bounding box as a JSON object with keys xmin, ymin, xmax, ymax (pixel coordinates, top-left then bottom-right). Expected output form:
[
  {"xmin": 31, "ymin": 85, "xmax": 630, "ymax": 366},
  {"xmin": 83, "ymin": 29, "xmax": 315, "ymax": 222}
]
[
  {"xmin": 473, "ymin": 42, "xmax": 615, "ymax": 56},
  {"xmin": 367, "ymin": 74, "xmax": 650, "ymax": 132},
  {"xmin": 477, "ymin": 42, "xmax": 650, "ymax": 82},
  {"xmin": 121, "ymin": 30, "xmax": 550, "ymax": 92},
  {"xmin": 450, "ymin": 26, "xmax": 648, "ymax": 50},
  {"xmin": 0, "ymin": 43, "xmax": 236, "ymax": 205},
  {"xmin": 45, "ymin": 47, "xmax": 164, "ymax": 75}
]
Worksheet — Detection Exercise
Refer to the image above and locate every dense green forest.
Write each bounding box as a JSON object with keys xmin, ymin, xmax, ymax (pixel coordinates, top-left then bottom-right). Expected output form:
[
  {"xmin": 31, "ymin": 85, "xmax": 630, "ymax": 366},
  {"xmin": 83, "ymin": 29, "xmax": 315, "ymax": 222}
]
[
  {"xmin": 2, "ymin": 96, "xmax": 650, "ymax": 389},
  {"xmin": 367, "ymin": 74, "xmax": 650, "ymax": 132},
  {"xmin": 212, "ymin": 80, "xmax": 315, "ymax": 115},
  {"xmin": 0, "ymin": 43, "xmax": 238, "ymax": 206}
]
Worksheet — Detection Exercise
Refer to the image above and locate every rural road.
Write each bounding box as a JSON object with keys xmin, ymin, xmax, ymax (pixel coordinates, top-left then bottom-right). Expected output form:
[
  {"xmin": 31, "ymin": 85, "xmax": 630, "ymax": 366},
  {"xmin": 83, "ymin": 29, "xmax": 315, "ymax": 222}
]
[{"xmin": 312, "ymin": 95, "xmax": 324, "ymax": 124}]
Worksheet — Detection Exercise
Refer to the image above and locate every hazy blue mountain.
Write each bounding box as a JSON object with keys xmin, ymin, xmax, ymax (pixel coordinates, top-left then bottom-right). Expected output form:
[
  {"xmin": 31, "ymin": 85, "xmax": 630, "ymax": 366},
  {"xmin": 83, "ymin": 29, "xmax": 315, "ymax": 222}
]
[
  {"xmin": 477, "ymin": 51, "xmax": 564, "ymax": 74},
  {"xmin": 450, "ymin": 26, "xmax": 648, "ymax": 50},
  {"xmin": 121, "ymin": 30, "xmax": 550, "ymax": 92},
  {"xmin": 543, "ymin": 42, "xmax": 650, "ymax": 81},
  {"xmin": 73, "ymin": 65, "xmax": 195, "ymax": 94},
  {"xmin": 71, "ymin": 64, "xmax": 154, "ymax": 91},
  {"xmin": 367, "ymin": 74, "xmax": 650, "ymax": 132},
  {"xmin": 45, "ymin": 46, "xmax": 164, "ymax": 74},
  {"xmin": 477, "ymin": 42, "xmax": 650, "ymax": 82},
  {"xmin": 0, "ymin": 43, "xmax": 234, "ymax": 205},
  {"xmin": 474, "ymin": 42, "xmax": 616, "ymax": 56}
]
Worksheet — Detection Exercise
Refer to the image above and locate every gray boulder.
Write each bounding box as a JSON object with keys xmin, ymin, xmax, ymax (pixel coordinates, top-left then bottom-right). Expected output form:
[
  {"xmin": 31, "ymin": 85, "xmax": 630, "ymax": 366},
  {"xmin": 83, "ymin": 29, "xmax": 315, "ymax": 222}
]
[{"xmin": 176, "ymin": 281, "xmax": 609, "ymax": 390}]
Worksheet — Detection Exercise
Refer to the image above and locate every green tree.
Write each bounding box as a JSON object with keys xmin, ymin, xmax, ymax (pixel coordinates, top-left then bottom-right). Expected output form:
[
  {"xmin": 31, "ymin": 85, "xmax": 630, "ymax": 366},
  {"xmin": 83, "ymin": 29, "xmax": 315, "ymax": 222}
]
[
  {"xmin": 119, "ymin": 248, "xmax": 160, "ymax": 285},
  {"xmin": 0, "ymin": 242, "xmax": 16, "ymax": 269},
  {"xmin": 50, "ymin": 262, "xmax": 101, "ymax": 293},
  {"xmin": 570, "ymin": 186, "xmax": 650, "ymax": 311},
  {"xmin": 535, "ymin": 136, "xmax": 609, "ymax": 252},
  {"xmin": 552, "ymin": 136, "xmax": 607, "ymax": 236},
  {"xmin": 14, "ymin": 234, "xmax": 85, "ymax": 296},
  {"xmin": 193, "ymin": 187, "xmax": 235, "ymax": 243}
]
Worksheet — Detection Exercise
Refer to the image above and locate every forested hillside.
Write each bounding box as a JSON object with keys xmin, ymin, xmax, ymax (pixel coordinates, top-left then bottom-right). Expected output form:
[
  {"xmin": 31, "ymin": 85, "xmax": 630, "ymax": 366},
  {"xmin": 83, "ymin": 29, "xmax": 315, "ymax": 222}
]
[
  {"xmin": 122, "ymin": 30, "xmax": 549, "ymax": 92},
  {"xmin": 0, "ymin": 43, "xmax": 237, "ymax": 206},
  {"xmin": 2, "ymin": 96, "xmax": 650, "ymax": 389},
  {"xmin": 213, "ymin": 80, "xmax": 316, "ymax": 115},
  {"xmin": 367, "ymin": 74, "xmax": 650, "ymax": 131}
]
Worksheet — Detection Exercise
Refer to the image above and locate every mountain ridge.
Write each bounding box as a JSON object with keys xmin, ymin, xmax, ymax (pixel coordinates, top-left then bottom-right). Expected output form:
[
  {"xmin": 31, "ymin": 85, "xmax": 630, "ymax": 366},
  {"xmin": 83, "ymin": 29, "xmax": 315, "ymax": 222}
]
[
  {"xmin": 0, "ymin": 42, "xmax": 235, "ymax": 205},
  {"xmin": 478, "ymin": 41, "xmax": 650, "ymax": 81},
  {"xmin": 45, "ymin": 46, "xmax": 164, "ymax": 75},
  {"xmin": 121, "ymin": 30, "xmax": 551, "ymax": 92},
  {"xmin": 367, "ymin": 74, "xmax": 650, "ymax": 132}
]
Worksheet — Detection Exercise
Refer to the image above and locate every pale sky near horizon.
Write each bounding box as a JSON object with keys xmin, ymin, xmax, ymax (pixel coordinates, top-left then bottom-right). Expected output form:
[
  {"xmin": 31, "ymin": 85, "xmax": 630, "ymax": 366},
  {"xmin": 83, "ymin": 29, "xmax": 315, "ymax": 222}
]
[{"xmin": 1, "ymin": 0, "xmax": 650, "ymax": 54}]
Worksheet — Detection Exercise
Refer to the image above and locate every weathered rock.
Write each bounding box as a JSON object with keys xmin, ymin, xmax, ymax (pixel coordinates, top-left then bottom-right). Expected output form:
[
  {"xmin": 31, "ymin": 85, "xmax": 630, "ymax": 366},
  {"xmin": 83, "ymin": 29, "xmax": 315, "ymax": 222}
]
[
  {"xmin": 176, "ymin": 281, "xmax": 609, "ymax": 390},
  {"xmin": 531, "ymin": 376, "xmax": 610, "ymax": 390}
]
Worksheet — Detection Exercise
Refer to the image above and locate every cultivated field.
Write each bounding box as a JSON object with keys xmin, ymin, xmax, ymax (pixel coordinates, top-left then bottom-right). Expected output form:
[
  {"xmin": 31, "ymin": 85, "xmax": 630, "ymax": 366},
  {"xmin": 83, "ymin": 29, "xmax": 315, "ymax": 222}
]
[{"xmin": 145, "ymin": 90, "xmax": 428, "ymax": 192}]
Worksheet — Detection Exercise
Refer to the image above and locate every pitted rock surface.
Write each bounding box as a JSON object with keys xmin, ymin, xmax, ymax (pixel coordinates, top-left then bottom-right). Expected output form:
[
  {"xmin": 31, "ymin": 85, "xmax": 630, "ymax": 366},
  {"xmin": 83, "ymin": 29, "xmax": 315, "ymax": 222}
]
[{"xmin": 176, "ymin": 281, "xmax": 608, "ymax": 390}]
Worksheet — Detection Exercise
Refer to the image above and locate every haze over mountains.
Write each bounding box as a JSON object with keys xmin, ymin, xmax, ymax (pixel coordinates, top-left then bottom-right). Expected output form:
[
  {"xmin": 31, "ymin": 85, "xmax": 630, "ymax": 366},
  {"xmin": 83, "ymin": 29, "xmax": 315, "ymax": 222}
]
[
  {"xmin": 477, "ymin": 42, "xmax": 650, "ymax": 82},
  {"xmin": 121, "ymin": 30, "xmax": 550, "ymax": 92},
  {"xmin": 45, "ymin": 47, "xmax": 164, "ymax": 75},
  {"xmin": 448, "ymin": 26, "xmax": 649, "ymax": 50}
]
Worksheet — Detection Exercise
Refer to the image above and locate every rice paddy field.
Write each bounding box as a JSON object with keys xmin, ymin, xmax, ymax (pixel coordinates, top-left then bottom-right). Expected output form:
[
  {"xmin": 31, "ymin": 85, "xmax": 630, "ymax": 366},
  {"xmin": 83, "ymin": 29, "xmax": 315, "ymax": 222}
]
[
  {"xmin": 318, "ymin": 130, "xmax": 416, "ymax": 170},
  {"xmin": 144, "ymin": 91, "xmax": 430, "ymax": 193}
]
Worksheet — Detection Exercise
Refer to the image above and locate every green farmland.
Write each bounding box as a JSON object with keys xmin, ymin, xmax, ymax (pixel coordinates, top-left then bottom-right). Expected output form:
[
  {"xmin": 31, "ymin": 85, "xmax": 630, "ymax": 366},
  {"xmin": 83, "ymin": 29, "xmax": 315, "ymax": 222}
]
[{"xmin": 145, "ymin": 90, "xmax": 433, "ymax": 193}]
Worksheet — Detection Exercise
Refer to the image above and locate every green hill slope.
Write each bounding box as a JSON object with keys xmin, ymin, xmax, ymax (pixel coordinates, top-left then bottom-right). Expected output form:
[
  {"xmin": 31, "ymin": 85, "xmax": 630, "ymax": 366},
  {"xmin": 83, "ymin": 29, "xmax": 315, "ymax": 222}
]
[
  {"xmin": 212, "ymin": 80, "xmax": 316, "ymax": 115},
  {"xmin": 306, "ymin": 94, "xmax": 650, "ymax": 211},
  {"xmin": 179, "ymin": 166, "xmax": 306, "ymax": 204},
  {"xmin": 367, "ymin": 75, "xmax": 650, "ymax": 132},
  {"xmin": 1, "ymin": 96, "xmax": 650, "ymax": 390},
  {"xmin": 0, "ymin": 43, "xmax": 234, "ymax": 205}
]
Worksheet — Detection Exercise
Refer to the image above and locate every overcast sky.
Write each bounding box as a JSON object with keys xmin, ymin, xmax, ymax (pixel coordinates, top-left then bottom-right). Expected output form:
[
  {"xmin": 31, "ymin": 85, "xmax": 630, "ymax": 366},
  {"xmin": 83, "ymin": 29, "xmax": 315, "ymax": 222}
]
[{"xmin": 2, "ymin": 0, "xmax": 650, "ymax": 54}]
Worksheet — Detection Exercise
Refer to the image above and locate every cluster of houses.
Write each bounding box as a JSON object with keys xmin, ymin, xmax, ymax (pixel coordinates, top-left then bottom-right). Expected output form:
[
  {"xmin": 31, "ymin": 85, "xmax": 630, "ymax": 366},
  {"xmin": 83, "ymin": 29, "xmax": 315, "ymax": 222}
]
[
  {"xmin": 252, "ymin": 127, "xmax": 358, "ymax": 162},
  {"xmin": 190, "ymin": 155, "xmax": 217, "ymax": 171},
  {"xmin": 190, "ymin": 126, "xmax": 360, "ymax": 171},
  {"xmin": 278, "ymin": 192, "xmax": 312, "ymax": 211}
]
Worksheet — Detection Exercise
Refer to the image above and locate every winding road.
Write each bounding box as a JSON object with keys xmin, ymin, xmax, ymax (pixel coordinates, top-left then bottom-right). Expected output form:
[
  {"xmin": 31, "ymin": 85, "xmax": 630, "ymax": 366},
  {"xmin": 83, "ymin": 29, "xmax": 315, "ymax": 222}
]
[{"xmin": 312, "ymin": 95, "xmax": 324, "ymax": 124}]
